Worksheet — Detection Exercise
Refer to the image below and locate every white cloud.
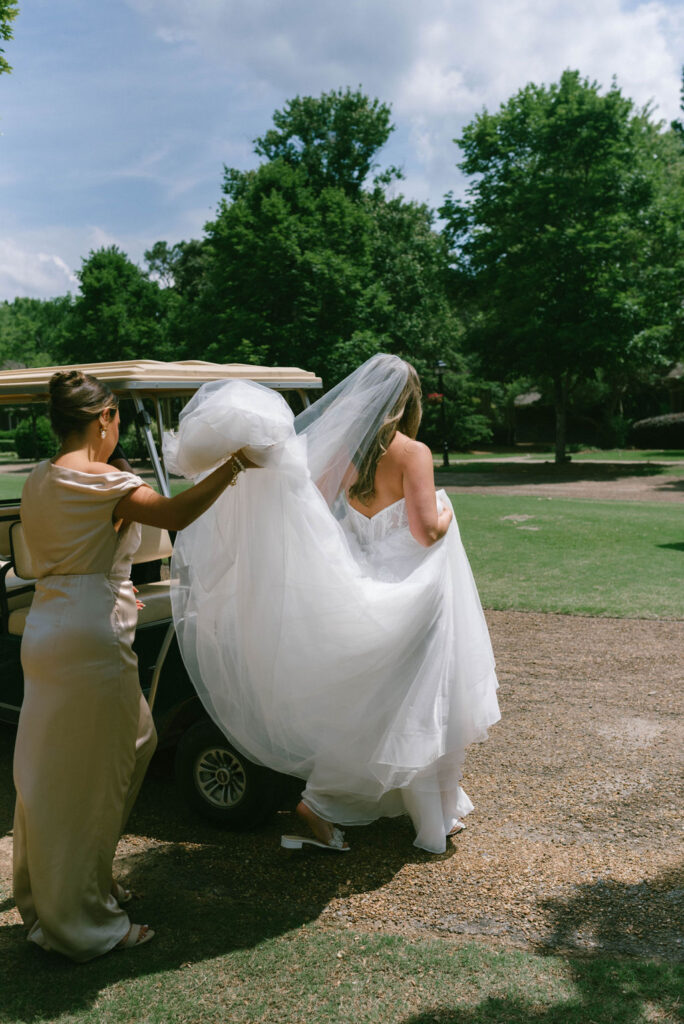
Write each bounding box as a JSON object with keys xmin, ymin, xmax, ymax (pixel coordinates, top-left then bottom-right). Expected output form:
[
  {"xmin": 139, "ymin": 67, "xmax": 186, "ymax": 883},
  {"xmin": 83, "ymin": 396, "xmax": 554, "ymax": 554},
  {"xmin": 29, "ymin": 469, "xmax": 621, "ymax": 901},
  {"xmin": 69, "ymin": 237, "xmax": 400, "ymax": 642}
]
[
  {"xmin": 123, "ymin": 0, "xmax": 684, "ymax": 215},
  {"xmin": 0, "ymin": 240, "xmax": 78, "ymax": 301},
  {"xmin": 4, "ymin": 0, "xmax": 683, "ymax": 302},
  {"xmin": 126, "ymin": 0, "xmax": 683, "ymax": 120}
]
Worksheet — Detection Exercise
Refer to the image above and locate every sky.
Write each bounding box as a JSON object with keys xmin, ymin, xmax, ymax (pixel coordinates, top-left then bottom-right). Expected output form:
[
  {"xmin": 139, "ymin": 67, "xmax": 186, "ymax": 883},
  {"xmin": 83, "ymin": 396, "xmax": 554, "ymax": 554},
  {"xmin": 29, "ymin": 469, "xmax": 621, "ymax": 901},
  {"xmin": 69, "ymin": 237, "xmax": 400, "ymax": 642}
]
[{"xmin": 1, "ymin": 0, "xmax": 683, "ymax": 301}]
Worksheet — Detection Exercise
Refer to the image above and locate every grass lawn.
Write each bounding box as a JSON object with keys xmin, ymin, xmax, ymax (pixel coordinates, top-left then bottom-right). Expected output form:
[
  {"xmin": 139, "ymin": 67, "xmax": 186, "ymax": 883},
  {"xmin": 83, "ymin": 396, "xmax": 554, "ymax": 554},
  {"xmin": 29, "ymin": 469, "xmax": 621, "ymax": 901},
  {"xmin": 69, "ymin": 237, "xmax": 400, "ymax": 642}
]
[
  {"xmin": 435, "ymin": 449, "xmax": 684, "ymax": 464},
  {"xmin": 0, "ymin": 473, "xmax": 191, "ymax": 501},
  {"xmin": 0, "ymin": 924, "xmax": 680, "ymax": 1024},
  {"xmin": 570, "ymin": 448, "xmax": 684, "ymax": 462},
  {"xmin": 450, "ymin": 493, "xmax": 683, "ymax": 619},
  {"xmin": 2, "ymin": 475, "xmax": 681, "ymax": 619},
  {"xmin": 0, "ymin": 473, "xmax": 28, "ymax": 500}
]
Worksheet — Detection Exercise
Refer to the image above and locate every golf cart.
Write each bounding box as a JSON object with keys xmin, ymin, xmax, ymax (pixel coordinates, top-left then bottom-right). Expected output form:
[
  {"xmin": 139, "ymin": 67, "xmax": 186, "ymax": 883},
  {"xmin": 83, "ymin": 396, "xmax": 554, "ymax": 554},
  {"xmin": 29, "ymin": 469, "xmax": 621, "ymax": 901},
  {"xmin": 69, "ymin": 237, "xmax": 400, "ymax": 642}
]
[{"xmin": 0, "ymin": 359, "xmax": 321, "ymax": 827}]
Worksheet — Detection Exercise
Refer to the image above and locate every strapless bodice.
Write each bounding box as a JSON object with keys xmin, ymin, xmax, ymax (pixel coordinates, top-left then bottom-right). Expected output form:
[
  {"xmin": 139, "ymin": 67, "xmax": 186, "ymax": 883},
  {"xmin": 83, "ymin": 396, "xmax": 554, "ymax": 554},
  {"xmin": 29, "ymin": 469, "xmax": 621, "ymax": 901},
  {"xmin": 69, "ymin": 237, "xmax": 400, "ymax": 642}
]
[{"xmin": 343, "ymin": 497, "xmax": 409, "ymax": 546}]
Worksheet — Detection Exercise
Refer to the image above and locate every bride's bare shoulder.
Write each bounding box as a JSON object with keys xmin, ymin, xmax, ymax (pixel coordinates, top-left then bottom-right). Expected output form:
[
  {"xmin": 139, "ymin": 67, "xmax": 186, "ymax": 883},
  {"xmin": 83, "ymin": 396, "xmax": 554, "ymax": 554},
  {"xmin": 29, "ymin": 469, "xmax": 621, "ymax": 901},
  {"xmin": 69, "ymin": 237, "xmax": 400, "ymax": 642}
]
[{"xmin": 389, "ymin": 432, "xmax": 432, "ymax": 466}]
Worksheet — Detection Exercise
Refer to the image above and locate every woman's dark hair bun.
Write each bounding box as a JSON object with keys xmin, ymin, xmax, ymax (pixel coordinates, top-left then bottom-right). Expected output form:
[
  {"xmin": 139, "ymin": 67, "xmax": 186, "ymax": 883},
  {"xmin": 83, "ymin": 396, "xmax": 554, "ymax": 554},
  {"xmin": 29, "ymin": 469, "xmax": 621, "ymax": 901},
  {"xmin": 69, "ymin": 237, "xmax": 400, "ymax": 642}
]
[
  {"xmin": 49, "ymin": 369, "xmax": 86, "ymax": 395},
  {"xmin": 48, "ymin": 370, "xmax": 118, "ymax": 441}
]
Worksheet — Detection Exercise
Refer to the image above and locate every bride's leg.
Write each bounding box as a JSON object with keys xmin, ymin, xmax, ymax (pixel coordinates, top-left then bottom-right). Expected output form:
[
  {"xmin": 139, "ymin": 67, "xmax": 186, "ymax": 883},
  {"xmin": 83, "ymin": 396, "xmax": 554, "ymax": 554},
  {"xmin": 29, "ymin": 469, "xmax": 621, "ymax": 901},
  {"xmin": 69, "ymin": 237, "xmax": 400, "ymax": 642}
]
[{"xmin": 296, "ymin": 801, "xmax": 349, "ymax": 849}]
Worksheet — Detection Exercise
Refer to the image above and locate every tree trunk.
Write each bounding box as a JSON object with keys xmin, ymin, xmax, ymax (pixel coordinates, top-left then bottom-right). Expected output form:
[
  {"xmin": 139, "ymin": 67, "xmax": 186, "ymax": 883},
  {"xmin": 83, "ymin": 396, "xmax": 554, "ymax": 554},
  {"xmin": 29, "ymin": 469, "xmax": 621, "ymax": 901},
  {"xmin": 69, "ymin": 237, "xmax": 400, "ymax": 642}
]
[{"xmin": 553, "ymin": 375, "xmax": 568, "ymax": 464}]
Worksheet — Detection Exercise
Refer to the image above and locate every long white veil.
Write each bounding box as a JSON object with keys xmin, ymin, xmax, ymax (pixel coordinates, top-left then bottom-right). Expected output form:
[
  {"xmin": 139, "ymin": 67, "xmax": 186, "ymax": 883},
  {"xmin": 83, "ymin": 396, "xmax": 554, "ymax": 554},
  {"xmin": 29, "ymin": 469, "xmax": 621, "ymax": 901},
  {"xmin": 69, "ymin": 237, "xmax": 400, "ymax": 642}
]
[{"xmin": 294, "ymin": 353, "xmax": 410, "ymax": 506}]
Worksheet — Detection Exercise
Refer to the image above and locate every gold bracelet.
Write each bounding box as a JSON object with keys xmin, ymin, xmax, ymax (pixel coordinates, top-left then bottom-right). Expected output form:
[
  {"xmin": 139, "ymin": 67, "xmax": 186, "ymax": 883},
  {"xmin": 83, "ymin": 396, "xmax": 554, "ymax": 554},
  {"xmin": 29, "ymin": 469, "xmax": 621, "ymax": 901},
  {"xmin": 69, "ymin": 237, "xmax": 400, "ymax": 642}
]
[{"xmin": 228, "ymin": 455, "xmax": 244, "ymax": 487}]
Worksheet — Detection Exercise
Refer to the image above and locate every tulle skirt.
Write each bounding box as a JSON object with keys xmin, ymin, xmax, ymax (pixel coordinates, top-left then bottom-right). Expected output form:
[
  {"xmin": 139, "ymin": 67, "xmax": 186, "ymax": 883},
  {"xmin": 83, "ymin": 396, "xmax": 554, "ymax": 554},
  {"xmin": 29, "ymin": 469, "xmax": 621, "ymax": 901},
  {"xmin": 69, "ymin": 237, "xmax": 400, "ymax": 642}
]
[{"xmin": 167, "ymin": 382, "xmax": 500, "ymax": 853}]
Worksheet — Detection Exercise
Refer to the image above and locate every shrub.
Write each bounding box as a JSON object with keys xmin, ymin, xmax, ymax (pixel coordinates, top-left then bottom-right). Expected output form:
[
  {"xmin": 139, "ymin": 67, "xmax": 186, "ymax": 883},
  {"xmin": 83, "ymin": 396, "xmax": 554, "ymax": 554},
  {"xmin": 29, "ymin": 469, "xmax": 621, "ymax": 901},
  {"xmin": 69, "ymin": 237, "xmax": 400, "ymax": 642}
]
[
  {"xmin": 14, "ymin": 416, "xmax": 58, "ymax": 459},
  {"xmin": 630, "ymin": 413, "xmax": 684, "ymax": 449},
  {"xmin": 419, "ymin": 400, "xmax": 492, "ymax": 452},
  {"xmin": 120, "ymin": 419, "xmax": 159, "ymax": 461}
]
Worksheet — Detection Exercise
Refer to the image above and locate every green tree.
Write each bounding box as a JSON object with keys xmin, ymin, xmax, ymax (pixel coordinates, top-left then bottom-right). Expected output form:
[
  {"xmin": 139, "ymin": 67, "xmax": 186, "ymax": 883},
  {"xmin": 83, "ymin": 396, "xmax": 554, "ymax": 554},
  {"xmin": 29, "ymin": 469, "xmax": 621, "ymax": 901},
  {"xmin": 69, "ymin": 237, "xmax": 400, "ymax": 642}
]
[
  {"xmin": 254, "ymin": 87, "xmax": 397, "ymax": 196},
  {"xmin": 202, "ymin": 158, "xmax": 383, "ymax": 376},
  {"xmin": 0, "ymin": 295, "xmax": 72, "ymax": 368},
  {"xmin": 195, "ymin": 89, "xmax": 469, "ymax": 399},
  {"xmin": 144, "ymin": 238, "xmax": 213, "ymax": 358},
  {"xmin": 441, "ymin": 70, "xmax": 677, "ymax": 462},
  {"xmin": 0, "ymin": 0, "xmax": 18, "ymax": 75},
  {"xmin": 61, "ymin": 246, "xmax": 167, "ymax": 364},
  {"xmin": 670, "ymin": 66, "xmax": 684, "ymax": 141}
]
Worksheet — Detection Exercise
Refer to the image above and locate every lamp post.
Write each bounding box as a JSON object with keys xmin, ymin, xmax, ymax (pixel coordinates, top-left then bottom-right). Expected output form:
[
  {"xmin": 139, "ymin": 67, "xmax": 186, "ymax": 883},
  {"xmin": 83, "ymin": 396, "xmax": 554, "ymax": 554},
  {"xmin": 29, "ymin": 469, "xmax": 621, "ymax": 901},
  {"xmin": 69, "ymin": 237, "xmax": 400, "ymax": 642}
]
[{"xmin": 434, "ymin": 360, "xmax": 449, "ymax": 468}]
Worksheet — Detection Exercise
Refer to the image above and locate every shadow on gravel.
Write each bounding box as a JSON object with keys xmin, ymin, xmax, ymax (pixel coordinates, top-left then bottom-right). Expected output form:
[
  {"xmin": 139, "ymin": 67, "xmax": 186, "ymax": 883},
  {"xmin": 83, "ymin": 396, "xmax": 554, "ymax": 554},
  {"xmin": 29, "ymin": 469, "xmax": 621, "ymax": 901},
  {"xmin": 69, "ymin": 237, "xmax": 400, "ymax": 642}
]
[
  {"xmin": 538, "ymin": 867, "xmax": 684, "ymax": 962},
  {"xmin": 0, "ymin": 724, "xmax": 451, "ymax": 1023}
]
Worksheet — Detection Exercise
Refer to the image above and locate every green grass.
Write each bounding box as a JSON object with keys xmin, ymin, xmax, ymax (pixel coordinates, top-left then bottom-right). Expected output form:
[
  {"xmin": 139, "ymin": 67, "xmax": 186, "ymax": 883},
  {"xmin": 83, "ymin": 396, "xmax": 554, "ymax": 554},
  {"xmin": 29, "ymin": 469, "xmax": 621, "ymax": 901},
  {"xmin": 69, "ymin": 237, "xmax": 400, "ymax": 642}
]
[
  {"xmin": 2, "ymin": 475, "xmax": 681, "ymax": 619},
  {"xmin": 435, "ymin": 449, "xmax": 684, "ymax": 464},
  {"xmin": 570, "ymin": 448, "xmax": 684, "ymax": 462},
  {"xmin": 0, "ymin": 473, "xmax": 190, "ymax": 501},
  {"xmin": 0, "ymin": 473, "xmax": 28, "ymax": 500},
  {"xmin": 451, "ymin": 493, "xmax": 683, "ymax": 619},
  {"xmin": 0, "ymin": 925, "xmax": 680, "ymax": 1024}
]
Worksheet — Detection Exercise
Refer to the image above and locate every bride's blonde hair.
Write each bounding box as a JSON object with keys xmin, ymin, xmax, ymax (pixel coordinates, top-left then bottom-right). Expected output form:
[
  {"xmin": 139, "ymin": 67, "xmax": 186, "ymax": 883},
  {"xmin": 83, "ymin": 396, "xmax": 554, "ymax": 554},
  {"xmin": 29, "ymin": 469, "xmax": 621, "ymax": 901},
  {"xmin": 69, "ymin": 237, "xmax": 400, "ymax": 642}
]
[{"xmin": 348, "ymin": 361, "xmax": 422, "ymax": 505}]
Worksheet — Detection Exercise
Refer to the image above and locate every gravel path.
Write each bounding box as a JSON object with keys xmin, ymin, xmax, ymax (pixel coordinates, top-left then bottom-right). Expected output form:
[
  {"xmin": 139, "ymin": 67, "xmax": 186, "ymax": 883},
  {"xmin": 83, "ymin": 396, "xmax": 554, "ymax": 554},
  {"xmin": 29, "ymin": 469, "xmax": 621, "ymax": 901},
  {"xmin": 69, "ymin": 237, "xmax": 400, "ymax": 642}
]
[
  {"xmin": 1, "ymin": 611, "xmax": 681, "ymax": 962},
  {"xmin": 439, "ymin": 462, "xmax": 684, "ymax": 503}
]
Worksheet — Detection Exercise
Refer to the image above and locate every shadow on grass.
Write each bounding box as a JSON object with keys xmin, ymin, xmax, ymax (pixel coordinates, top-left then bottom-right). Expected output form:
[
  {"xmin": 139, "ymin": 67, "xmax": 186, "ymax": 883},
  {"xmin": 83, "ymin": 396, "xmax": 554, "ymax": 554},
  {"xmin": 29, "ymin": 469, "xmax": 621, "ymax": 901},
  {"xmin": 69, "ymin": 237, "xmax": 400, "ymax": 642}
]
[
  {"xmin": 0, "ymin": 724, "xmax": 452, "ymax": 1023},
  {"xmin": 658, "ymin": 542, "xmax": 684, "ymax": 552},
  {"xmin": 396, "ymin": 868, "xmax": 684, "ymax": 1023},
  {"xmin": 655, "ymin": 477, "xmax": 684, "ymax": 496},
  {"xmin": 398, "ymin": 955, "xmax": 683, "ymax": 1022},
  {"xmin": 435, "ymin": 462, "xmax": 667, "ymax": 486}
]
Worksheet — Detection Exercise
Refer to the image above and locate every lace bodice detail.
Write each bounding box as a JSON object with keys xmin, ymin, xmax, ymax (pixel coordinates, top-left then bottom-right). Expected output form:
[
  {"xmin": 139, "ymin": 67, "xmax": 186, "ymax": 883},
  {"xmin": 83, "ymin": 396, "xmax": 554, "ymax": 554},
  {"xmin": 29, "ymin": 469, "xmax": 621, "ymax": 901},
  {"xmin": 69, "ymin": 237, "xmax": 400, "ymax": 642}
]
[{"xmin": 343, "ymin": 497, "xmax": 409, "ymax": 546}]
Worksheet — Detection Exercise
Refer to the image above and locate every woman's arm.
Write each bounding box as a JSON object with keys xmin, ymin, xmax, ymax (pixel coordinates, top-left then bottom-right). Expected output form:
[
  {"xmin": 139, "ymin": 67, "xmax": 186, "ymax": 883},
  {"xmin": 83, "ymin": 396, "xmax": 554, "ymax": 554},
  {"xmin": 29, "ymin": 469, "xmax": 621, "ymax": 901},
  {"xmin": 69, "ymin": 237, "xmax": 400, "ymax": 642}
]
[
  {"xmin": 113, "ymin": 453, "xmax": 252, "ymax": 531},
  {"xmin": 401, "ymin": 440, "xmax": 453, "ymax": 547}
]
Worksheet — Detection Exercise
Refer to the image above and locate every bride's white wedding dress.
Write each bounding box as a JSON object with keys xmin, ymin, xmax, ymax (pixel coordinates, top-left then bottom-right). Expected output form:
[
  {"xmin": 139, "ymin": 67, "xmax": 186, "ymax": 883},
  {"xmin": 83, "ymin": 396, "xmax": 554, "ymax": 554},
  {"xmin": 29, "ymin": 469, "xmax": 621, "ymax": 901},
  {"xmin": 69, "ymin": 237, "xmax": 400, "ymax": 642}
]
[{"xmin": 166, "ymin": 376, "xmax": 500, "ymax": 854}]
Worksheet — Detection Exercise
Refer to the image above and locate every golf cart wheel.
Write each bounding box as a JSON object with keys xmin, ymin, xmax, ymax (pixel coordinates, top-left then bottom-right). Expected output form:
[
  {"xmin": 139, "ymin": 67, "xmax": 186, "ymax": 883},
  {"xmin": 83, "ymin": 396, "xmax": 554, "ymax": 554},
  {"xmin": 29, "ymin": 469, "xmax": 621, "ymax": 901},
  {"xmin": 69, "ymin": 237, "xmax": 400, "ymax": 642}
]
[{"xmin": 175, "ymin": 718, "xmax": 275, "ymax": 829}]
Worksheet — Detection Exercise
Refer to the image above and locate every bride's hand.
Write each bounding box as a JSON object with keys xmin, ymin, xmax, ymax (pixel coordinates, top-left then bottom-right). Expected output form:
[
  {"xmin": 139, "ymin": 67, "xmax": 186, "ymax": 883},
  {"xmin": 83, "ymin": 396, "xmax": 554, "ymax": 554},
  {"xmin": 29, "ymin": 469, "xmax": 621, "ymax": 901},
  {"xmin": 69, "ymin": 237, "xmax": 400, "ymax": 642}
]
[{"xmin": 438, "ymin": 504, "xmax": 453, "ymax": 531}]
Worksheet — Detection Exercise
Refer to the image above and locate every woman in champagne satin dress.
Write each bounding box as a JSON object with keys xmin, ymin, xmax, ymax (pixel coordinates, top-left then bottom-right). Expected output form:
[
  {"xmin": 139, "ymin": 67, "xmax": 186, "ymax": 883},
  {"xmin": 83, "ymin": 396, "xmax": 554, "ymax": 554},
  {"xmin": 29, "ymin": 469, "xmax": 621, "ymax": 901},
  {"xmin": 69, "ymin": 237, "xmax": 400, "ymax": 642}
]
[{"xmin": 14, "ymin": 369, "xmax": 254, "ymax": 961}]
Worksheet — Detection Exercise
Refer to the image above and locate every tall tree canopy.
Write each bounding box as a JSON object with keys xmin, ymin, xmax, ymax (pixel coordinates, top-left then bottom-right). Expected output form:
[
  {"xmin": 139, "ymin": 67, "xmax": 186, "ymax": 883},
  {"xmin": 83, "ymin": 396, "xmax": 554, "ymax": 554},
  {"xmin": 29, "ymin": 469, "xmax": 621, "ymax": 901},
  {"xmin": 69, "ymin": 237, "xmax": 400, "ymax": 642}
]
[
  {"xmin": 0, "ymin": 295, "xmax": 71, "ymax": 368},
  {"xmin": 0, "ymin": 0, "xmax": 18, "ymax": 75},
  {"xmin": 61, "ymin": 246, "xmax": 166, "ymax": 364},
  {"xmin": 195, "ymin": 88, "xmax": 464, "ymax": 393},
  {"xmin": 441, "ymin": 70, "xmax": 681, "ymax": 461},
  {"xmin": 253, "ymin": 87, "xmax": 396, "ymax": 196}
]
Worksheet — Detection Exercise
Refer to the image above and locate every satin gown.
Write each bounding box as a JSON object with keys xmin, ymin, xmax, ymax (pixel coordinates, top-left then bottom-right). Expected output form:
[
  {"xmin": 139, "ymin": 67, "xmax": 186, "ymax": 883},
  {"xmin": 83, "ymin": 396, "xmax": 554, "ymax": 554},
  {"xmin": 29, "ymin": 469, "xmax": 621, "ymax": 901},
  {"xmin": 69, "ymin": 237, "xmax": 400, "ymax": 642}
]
[
  {"xmin": 13, "ymin": 462, "xmax": 157, "ymax": 961},
  {"xmin": 168, "ymin": 381, "xmax": 501, "ymax": 854}
]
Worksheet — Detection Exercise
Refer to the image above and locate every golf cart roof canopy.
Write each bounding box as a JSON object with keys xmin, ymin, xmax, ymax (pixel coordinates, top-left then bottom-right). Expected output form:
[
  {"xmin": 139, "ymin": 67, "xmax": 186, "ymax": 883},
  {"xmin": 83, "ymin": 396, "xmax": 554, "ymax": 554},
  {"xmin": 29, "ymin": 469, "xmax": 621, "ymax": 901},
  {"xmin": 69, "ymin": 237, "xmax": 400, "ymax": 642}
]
[{"xmin": 0, "ymin": 359, "xmax": 322, "ymax": 403}]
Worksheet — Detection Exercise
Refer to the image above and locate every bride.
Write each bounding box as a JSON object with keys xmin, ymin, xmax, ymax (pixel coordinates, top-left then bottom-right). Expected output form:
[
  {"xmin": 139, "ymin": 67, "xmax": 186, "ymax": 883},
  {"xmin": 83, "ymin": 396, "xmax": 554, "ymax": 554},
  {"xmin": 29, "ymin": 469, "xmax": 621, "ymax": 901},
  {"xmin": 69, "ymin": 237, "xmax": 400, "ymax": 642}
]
[{"xmin": 166, "ymin": 354, "xmax": 500, "ymax": 854}]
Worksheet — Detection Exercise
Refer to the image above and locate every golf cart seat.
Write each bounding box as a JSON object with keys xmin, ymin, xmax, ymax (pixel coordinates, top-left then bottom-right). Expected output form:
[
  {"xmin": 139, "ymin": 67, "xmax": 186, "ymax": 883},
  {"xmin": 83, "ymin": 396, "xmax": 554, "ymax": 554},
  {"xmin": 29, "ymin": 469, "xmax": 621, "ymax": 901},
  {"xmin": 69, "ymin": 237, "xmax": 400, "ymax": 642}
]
[{"xmin": 6, "ymin": 521, "xmax": 174, "ymax": 637}]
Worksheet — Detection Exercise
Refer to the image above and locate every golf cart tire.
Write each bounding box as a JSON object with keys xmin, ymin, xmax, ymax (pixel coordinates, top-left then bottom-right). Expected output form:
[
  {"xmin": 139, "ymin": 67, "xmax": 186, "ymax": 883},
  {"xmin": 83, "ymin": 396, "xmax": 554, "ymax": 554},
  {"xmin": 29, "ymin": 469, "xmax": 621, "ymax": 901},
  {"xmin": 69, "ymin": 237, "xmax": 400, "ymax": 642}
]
[{"xmin": 175, "ymin": 718, "xmax": 276, "ymax": 829}]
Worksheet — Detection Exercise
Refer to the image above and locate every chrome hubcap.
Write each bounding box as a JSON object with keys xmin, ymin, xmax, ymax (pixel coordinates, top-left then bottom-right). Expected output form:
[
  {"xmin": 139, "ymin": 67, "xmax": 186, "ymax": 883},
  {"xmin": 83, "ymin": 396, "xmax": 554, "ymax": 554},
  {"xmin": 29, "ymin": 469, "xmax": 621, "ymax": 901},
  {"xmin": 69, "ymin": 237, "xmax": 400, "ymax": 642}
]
[{"xmin": 194, "ymin": 747, "xmax": 246, "ymax": 808}]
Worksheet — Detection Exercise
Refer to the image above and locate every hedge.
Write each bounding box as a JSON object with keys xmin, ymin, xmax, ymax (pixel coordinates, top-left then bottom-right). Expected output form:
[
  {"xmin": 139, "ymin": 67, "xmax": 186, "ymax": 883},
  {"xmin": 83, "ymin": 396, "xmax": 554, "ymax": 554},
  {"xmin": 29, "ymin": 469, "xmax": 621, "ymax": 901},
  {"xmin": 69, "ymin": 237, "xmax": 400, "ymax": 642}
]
[{"xmin": 14, "ymin": 416, "xmax": 58, "ymax": 459}]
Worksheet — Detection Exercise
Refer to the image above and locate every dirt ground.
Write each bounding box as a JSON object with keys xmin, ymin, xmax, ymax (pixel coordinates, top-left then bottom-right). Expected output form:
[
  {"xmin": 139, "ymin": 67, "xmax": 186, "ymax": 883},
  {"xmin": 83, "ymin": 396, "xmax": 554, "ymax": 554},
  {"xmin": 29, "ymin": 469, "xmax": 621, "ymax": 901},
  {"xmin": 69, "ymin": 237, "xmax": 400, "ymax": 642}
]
[
  {"xmin": 439, "ymin": 461, "xmax": 684, "ymax": 503},
  {"xmin": 1, "ymin": 610, "xmax": 681, "ymax": 963},
  {"xmin": 0, "ymin": 464, "xmax": 681, "ymax": 964}
]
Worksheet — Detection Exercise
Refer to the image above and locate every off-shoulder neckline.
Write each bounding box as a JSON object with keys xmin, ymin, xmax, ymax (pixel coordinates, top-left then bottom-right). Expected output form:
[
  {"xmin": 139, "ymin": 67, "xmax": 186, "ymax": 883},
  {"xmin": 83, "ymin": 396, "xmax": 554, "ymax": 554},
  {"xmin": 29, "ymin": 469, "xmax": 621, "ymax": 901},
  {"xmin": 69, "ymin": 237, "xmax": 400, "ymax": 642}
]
[{"xmin": 48, "ymin": 461, "xmax": 141, "ymax": 480}]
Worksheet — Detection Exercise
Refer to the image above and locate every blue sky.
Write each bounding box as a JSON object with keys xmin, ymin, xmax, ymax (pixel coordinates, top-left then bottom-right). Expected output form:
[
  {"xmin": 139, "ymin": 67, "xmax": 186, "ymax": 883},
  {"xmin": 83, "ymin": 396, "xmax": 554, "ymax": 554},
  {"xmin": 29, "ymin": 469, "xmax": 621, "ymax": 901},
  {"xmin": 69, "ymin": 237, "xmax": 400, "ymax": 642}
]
[{"xmin": 1, "ymin": 0, "xmax": 682, "ymax": 300}]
